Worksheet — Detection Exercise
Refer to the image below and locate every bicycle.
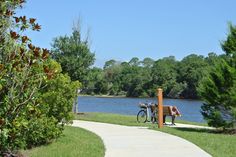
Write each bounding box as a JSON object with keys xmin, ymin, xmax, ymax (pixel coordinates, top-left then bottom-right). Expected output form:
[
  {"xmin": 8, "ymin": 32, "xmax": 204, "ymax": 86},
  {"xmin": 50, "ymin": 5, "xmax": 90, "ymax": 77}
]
[{"xmin": 137, "ymin": 103, "xmax": 157, "ymax": 123}]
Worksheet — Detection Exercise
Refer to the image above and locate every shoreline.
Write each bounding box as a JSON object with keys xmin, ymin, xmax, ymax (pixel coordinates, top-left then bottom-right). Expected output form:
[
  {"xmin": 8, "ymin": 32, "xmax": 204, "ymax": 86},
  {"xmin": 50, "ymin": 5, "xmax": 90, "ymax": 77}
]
[
  {"xmin": 79, "ymin": 94, "xmax": 201, "ymax": 100},
  {"xmin": 79, "ymin": 94, "xmax": 126, "ymax": 98}
]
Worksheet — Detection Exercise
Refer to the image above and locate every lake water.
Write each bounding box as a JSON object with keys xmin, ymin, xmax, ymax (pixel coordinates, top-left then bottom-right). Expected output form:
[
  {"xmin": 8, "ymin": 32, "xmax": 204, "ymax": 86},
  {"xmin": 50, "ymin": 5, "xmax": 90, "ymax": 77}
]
[{"xmin": 78, "ymin": 96, "xmax": 205, "ymax": 123}]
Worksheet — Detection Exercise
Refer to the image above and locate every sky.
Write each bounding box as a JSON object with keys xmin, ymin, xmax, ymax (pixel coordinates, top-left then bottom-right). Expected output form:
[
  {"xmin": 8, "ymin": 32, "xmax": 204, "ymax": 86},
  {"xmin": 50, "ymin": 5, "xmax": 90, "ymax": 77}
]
[{"xmin": 16, "ymin": 0, "xmax": 236, "ymax": 67}]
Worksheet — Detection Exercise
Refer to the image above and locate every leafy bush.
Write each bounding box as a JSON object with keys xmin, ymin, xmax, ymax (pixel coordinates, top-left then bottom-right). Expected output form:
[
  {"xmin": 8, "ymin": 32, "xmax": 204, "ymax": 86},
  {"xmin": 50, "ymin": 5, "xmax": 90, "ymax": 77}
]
[
  {"xmin": 39, "ymin": 60, "xmax": 81, "ymax": 124},
  {"xmin": 0, "ymin": 1, "xmax": 81, "ymax": 156},
  {"xmin": 24, "ymin": 116, "xmax": 62, "ymax": 148}
]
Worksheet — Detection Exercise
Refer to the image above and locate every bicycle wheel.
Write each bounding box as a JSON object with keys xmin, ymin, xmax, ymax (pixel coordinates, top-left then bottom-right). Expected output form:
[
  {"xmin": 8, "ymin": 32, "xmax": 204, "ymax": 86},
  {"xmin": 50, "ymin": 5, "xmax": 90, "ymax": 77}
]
[{"xmin": 137, "ymin": 110, "xmax": 147, "ymax": 123}]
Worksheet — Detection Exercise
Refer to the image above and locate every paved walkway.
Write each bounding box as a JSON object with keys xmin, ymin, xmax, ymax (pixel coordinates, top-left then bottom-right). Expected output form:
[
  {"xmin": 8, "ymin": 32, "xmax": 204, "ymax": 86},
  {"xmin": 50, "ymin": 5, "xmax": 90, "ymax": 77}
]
[{"xmin": 72, "ymin": 120, "xmax": 211, "ymax": 157}]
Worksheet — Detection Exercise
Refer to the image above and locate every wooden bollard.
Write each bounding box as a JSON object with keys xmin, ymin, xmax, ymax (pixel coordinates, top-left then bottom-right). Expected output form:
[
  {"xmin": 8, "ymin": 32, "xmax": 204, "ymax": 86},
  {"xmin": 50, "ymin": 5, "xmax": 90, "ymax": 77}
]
[{"xmin": 157, "ymin": 88, "xmax": 163, "ymax": 128}]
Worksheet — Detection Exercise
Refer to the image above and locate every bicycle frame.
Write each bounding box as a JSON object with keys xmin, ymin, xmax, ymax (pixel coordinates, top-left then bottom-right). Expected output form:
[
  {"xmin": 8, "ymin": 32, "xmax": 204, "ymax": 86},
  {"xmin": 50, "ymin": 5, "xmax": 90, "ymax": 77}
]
[
  {"xmin": 146, "ymin": 107, "xmax": 150, "ymax": 120},
  {"xmin": 138, "ymin": 103, "xmax": 151, "ymax": 121}
]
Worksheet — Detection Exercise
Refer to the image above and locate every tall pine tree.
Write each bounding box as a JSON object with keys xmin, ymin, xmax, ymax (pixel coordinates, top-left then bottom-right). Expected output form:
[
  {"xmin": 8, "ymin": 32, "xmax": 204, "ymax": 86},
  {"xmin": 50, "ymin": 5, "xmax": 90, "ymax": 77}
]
[{"xmin": 198, "ymin": 23, "xmax": 236, "ymax": 129}]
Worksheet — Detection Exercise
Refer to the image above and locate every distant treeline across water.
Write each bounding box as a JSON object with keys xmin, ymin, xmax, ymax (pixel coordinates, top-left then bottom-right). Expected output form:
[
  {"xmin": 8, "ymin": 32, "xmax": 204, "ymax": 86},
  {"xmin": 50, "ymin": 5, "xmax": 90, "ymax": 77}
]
[{"xmin": 81, "ymin": 53, "xmax": 220, "ymax": 99}]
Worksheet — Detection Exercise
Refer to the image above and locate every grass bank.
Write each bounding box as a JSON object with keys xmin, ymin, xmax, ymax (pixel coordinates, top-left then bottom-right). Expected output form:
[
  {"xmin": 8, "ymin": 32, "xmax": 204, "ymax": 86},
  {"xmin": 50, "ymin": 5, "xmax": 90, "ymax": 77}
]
[
  {"xmin": 75, "ymin": 112, "xmax": 236, "ymax": 157},
  {"xmin": 22, "ymin": 126, "xmax": 105, "ymax": 157},
  {"xmin": 76, "ymin": 112, "xmax": 207, "ymax": 126}
]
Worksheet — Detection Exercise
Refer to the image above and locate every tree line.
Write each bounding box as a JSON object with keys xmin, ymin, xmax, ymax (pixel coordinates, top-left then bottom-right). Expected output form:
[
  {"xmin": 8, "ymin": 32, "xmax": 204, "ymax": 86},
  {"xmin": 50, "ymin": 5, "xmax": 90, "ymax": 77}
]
[
  {"xmin": 50, "ymin": 25, "xmax": 233, "ymax": 100},
  {"xmin": 50, "ymin": 28, "xmax": 216, "ymax": 99},
  {"xmin": 51, "ymin": 20, "xmax": 236, "ymax": 130},
  {"xmin": 52, "ymin": 36, "xmax": 219, "ymax": 100},
  {"xmin": 82, "ymin": 54, "xmax": 214, "ymax": 99}
]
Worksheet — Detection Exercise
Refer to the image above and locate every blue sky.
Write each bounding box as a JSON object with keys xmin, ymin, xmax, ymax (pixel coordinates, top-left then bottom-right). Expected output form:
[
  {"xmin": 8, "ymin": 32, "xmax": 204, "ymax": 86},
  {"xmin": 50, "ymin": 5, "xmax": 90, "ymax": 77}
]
[{"xmin": 17, "ymin": 0, "xmax": 236, "ymax": 67}]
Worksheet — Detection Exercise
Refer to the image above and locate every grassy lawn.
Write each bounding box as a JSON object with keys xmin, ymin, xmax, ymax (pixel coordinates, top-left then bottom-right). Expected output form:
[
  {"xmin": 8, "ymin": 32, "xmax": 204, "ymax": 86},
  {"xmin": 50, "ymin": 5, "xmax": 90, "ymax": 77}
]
[
  {"xmin": 75, "ymin": 112, "xmax": 236, "ymax": 157},
  {"xmin": 22, "ymin": 126, "xmax": 105, "ymax": 157},
  {"xmin": 76, "ymin": 112, "xmax": 207, "ymax": 126}
]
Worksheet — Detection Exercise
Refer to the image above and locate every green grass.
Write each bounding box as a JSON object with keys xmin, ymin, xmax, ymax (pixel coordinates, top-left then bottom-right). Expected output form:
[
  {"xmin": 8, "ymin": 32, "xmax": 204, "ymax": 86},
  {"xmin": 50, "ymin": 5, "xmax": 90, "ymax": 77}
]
[
  {"xmin": 22, "ymin": 126, "xmax": 105, "ymax": 157},
  {"xmin": 159, "ymin": 127, "xmax": 236, "ymax": 157},
  {"xmin": 75, "ymin": 112, "xmax": 236, "ymax": 157},
  {"xmin": 76, "ymin": 112, "xmax": 206, "ymax": 126}
]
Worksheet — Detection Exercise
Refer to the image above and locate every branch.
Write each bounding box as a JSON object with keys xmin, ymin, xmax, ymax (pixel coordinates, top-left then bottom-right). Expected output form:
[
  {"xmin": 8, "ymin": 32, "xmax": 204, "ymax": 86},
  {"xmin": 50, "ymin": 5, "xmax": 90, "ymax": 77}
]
[{"xmin": 11, "ymin": 87, "xmax": 36, "ymax": 115}]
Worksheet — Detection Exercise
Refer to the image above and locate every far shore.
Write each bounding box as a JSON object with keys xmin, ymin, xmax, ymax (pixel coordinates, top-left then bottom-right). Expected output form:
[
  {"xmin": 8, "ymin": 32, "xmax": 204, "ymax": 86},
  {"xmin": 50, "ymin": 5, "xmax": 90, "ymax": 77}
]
[
  {"xmin": 79, "ymin": 94, "xmax": 126, "ymax": 98},
  {"xmin": 78, "ymin": 94, "xmax": 200, "ymax": 100}
]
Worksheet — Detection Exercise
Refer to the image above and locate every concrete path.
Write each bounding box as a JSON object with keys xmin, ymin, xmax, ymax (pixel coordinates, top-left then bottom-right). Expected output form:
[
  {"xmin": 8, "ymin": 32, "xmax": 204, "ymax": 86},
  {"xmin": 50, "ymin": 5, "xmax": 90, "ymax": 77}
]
[{"xmin": 72, "ymin": 120, "xmax": 211, "ymax": 157}]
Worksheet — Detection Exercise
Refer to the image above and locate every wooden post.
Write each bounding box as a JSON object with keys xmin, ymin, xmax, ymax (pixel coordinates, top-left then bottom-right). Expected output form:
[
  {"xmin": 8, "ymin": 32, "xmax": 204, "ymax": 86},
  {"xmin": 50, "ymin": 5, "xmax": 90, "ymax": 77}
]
[{"xmin": 157, "ymin": 88, "xmax": 163, "ymax": 128}]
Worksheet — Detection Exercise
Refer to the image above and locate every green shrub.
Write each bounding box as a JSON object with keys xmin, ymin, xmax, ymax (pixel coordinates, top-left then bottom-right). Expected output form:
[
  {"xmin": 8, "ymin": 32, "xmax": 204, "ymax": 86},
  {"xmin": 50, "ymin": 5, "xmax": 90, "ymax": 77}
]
[
  {"xmin": 39, "ymin": 63, "xmax": 81, "ymax": 124},
  {"xmin": 0, "ymin": 1, "xmax": 81, "ymax": 156},
  {"xmin": 24, "ymin": 116, "xmax": 62, "ymax": 148}
]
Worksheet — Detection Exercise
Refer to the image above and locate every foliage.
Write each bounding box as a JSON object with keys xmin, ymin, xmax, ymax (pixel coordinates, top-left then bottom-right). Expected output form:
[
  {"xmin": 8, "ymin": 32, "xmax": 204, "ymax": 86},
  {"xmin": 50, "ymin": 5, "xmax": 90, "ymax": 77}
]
[
  {"xmin": 94, "ymin": 79, "xmax": 109, "ymax": 94},
  {"xmin": 177, "ymin": 54, "xmax": 209, "ymax": 99},
  {"xmin": 221, "ymin": 23, "xmax": 236, "ymax": 58},
  {"xmin": 0, "ymin": 1, "xmax": 80, "ymax": 156},
  {"xmin": 120, "ymin": 58, "xmax": 151, "ymax": 97},
  {"xmin": 83, "ymin": 67, "xmax": 103, "ymax": 95},
  {"xmin": 151, "ymin": 56, "xmax": 182, "ymax": 97},
  {"xmin": 39, "ymin": 60, "xmax": 81, "ymax": 123},
  {"xmin": 24, "ymin": 116, "xmax": 61, "ymax": 148},
  {"xmin": 51, "ymin": 22, "xmax": 95, "ymax": 83},
  {"xmin": 198, "ymin": 23, "xmax": 236, "ymax": 129},
  {"xmin": 0, "ymin": 0, "xmax": 48, "ymax": 154},
  {"xmin": 83, "ymin": 55, "xmax": 207, "ymax": 99}
]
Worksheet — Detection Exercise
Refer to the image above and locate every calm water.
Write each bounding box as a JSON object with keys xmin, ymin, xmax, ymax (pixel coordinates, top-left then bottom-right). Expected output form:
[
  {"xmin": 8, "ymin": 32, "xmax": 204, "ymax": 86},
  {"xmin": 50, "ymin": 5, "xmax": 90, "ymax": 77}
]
[{"xmin": 78, "ymin": 96, "xmax": 205, "ymax": 123}]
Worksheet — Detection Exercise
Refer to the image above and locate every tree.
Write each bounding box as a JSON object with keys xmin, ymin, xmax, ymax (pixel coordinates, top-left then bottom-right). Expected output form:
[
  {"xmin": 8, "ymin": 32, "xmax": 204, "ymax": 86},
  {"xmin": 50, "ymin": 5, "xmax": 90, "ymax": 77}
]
[
  {"xmin": 205, "ymin": 52, "xmax": 218, "ymax": 65},
  {"xmin": 51, "ymin": 22, "xmax": 95, "ymax": 82},
  {"xmin": 83, "ymin": 67, "xmax": 103, "ymax": 94},
  {"xmin": 142, "ymin": 57, "xmax": 154, "ymax": 68},
  {"xmin": 198, "ymin": 23, "xmax": 236, "ymax": 130},
  {"xmin": 221, "ymin": 23, "xmax": 236, "ymax": 68},
  {"xmin": 129, "ymin": 57, "xmax": 140, "ymax": 66},
  {"xmin": 0, "ymin": 1, "xmax": 80, "ymax": 155},
  {"xmin": 151, "ymin": 56, "xmax": 184, "ymax": 98},
  {"xmin": 103, "ymin": 59, "xmax": 116, "ymax": 70},
  {"xmin": 103, "ymin": 60, "xmax": 123, "ymax": 95},
  {"xmin": 178, "ymin": 54, "xmax": 208, "ymax": 99},
  {"xmin": 94, "ymin": 80, "xmax": 109, "ymax": 94},
  {"xmin": 120, "ymin": 58, "xmax": 150, "ymax": 97}
]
